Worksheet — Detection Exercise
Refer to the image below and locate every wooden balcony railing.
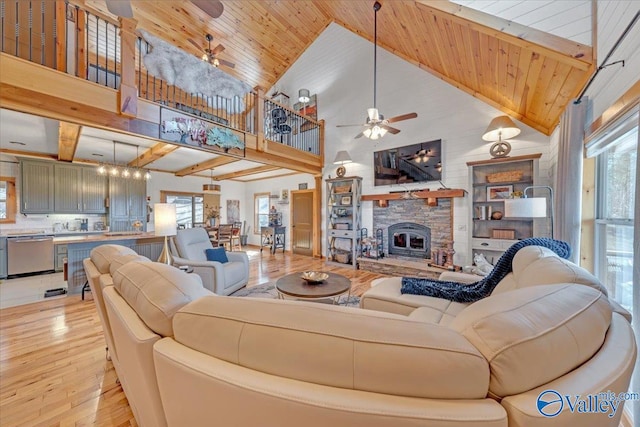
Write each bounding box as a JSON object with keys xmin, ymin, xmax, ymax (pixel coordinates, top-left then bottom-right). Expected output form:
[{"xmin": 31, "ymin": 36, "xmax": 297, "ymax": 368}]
[{"xmin": 0, "ymin": 0, "xmax": 322, "ymax": 158}]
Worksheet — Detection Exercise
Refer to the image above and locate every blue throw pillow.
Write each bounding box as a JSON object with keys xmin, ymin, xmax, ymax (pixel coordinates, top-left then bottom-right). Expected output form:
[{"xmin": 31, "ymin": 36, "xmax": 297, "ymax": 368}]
[{"xmin": 205, "ymin": 247, "xmax": 229, "ymax": 264}]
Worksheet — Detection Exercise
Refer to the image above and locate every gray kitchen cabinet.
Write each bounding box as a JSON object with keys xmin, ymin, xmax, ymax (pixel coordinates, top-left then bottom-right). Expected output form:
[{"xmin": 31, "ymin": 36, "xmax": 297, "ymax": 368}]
[
  {"xmin": 55, "ymin": 244, "xmax": 68, "ymax": 272},
  {"xmin": 82, "ymin": 167, "xmax": 107, "ymax": 213},
  {"xmin": 21, "ymin": 160, "xmax": 54, "ymax": 213},
  {"xmin": 108, "ymin": 175, "xmax": 147, "ymax": 232},
  {"xmin": 0, "ymin": 237, "xmax": 7, "ymax": 279},
  {"xmin": 54, "ymin": 164, "xmax": 83, "ymax": 213}
]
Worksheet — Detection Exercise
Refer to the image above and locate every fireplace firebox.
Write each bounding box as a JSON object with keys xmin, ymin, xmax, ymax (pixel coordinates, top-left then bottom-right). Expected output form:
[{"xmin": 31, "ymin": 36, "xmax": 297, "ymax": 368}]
[{"xmin": 388, "ymin": 222, "xmax": 431, "ymax": 258}]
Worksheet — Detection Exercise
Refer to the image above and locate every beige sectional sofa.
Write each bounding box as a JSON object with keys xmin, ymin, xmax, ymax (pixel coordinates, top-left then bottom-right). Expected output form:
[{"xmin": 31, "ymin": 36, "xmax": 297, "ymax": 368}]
[{"xmin": 84, "ymin": 244, "xmax": 636, "ymax": 427}]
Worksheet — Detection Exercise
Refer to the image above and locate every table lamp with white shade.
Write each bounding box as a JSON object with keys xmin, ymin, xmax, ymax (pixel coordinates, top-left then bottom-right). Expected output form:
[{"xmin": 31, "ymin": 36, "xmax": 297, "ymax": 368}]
[
  {"xmin": 154, "ymin": 203, "xmax": 177, "ymax": 264},
  {"xmin": 504, "ymin": 186, "xmax": 554, "ymax": 238}
]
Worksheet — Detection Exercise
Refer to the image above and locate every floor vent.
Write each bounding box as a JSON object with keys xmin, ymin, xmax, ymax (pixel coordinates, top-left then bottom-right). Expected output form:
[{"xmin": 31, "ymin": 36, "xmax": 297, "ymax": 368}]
[{"xmin": 44, "ymin": 288, "xmax": 67, "ymax": 298}]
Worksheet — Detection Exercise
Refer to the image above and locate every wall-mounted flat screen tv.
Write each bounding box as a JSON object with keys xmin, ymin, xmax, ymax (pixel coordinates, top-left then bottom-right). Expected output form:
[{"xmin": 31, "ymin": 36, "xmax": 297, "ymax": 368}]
[{"xmin": 373, "ymin": 139, "xmax": 442, "ymax": 186}]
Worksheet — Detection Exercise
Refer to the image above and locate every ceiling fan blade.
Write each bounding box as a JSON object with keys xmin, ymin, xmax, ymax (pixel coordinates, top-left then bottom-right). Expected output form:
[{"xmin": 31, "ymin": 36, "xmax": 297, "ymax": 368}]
[
  {"xmin": 381, "ymin": 125, "xmax": 401, "ymax": 135},
  {"xmin": 106, "ymin": 0, "xmax": 133, "ymax": 18},
  {"xmin": 336, "ymin": 123, "xmax": 368, "ymax": 128},
  {"xmin": 217, "ymin": 58, "xmax": 236, "ymax": 69},
  {"xmin": 211, "ymin": 44, "xmax": 225, "ymax": 55},
  {"xmin": 354, "ymin": 132, "xmax": 365, "ymax": 139},
  {"xmin": 187, "ymin": 38, "xmax": 204, "ymax": 52},
  {"xmin": 191, "ymin": 0, "xmax": 224, "ymax": 18},
  {"xmin": 386, "ymin": 112, "xmax": 418, "ymax": 124}
]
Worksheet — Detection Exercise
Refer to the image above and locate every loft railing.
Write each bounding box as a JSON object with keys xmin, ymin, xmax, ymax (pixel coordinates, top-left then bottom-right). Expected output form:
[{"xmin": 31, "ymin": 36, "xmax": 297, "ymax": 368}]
[
  {"xmin": 0, "ymin": 0, "xmax": 321, "ymax": 156},
  {"xmin": 263, "ymin": 98, "xmax": 321, "ymax": 155}
]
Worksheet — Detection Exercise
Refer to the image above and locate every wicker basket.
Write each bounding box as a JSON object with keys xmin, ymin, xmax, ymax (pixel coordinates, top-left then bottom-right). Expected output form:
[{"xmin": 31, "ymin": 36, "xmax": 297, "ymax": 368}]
[
  {"xmin": 334, "ymin": 251, "xmax": 352, "ymax": 264},
  {"xmin": 486, "ymin": 170, "xmax": 523, "ymax": 183},
  {"xmin": 333, "ymin": 184, "xmax": 352, "ymax": 193}
]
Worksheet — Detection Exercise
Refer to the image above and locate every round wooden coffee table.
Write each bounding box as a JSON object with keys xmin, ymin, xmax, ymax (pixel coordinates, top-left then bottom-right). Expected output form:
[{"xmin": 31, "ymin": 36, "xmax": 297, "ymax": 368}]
[{"xmin": 275, "ymin": 272, "xmax": 351, "ymax": 304}]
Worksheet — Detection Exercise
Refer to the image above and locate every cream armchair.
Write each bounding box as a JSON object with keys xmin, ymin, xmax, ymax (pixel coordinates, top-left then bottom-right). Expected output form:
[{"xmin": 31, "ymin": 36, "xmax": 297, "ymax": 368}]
[{"xmin": 171, "ymin": 227, "xmax": 249, "ymax": 295}]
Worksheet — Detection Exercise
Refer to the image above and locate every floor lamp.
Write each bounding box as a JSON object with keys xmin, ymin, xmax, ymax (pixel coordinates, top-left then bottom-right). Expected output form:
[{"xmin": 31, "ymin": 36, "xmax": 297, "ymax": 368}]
[
  {"xmin": 154, "ymin": 203, "xmax": 177, "ymax": 264},
  {"xmin": 504, "ymin": 186, "xmax": 554, "ymax": 239}
]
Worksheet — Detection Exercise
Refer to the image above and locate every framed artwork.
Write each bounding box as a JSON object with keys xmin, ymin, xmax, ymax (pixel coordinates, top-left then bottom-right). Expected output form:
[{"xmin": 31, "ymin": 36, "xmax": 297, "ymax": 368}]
[
  {"xmin": 226, "ymin": 199, "xmax": 240, "ymax": 223},
  {"xmin": 487, "ymin": 185, "xmax": 514, "ymax": 201},
  {"xmin": 340, "ymin": 196, "xmax": 352, "ymax": 205},
  {"xmin": 281, "ymin": 189, "xmax": 289, "ymax": 201},
  {"xmin": 298, "ymin": 183, "xmax": 308, "ymax": 190}
]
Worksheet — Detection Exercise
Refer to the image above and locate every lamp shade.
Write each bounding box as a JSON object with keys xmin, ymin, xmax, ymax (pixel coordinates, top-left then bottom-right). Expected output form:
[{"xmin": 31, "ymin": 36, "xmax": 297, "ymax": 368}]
[
  {"xmin": 504, "ymin": 197, "xmax": 547, "ymax": 218},
  {"xmin": 202, "ymin": 183, "xmax": 221, "ymax": 194},
  {"xmin": 482, "ymin": 116, "xmax": 521, "ymax": 141},
  {"xmin": 298, "ymin": 88, "xmax": 310, "ymax": 103},
  {"xmin": 333, "ymin": 150, "xmax": 352, "ymax": 164},
  {"xmin": 154, "ymin": 203, "xmax": 177, "ymax": 237}
]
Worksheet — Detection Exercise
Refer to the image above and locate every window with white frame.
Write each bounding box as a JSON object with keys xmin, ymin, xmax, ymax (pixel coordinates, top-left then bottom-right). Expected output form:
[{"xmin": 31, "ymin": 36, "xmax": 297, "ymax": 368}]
[
  {"xmin": 254, "ymin": 192, "xmax": 270, "ymax": 234},
  {"xmin": 588, "ymin": 106, "xmax": 638, "ymax": 424},
  {"xmin": 591, "ymin": 109, "xmax": 638, "ymax": 316}
]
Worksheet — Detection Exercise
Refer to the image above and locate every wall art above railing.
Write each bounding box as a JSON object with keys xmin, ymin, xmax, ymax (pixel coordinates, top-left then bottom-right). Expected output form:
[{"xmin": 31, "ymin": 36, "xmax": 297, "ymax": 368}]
[{"xmin": 160, "ymin": 107, "xmax": 245, "ymax": 157}]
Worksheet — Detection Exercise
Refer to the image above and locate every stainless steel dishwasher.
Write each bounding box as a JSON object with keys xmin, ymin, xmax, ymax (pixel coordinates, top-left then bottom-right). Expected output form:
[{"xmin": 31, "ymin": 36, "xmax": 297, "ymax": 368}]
[{"xmin": 7, "ymin": 234, "xmax": 55, "ymax": 276}]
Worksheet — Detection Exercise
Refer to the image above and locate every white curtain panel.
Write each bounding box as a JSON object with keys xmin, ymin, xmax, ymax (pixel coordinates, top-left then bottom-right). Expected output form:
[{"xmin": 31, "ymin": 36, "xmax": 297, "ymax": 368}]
[
  {"xmin": 554, "ymin": 99, "xmax": 587, "ymax": 263},
  {"xmin": 633, "ymin": 111, "xmax": 639, "ymax": 424}
]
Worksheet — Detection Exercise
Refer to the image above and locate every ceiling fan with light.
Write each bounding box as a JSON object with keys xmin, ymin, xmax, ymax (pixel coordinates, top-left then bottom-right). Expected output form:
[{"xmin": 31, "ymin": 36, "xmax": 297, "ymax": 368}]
[
  {"xmin": 337, "ymin": 1, "xmax": 417, "ymax": 140},
  {"xmin": 188, "ymin": 33, "xmax": 235, "ymax": 69}
]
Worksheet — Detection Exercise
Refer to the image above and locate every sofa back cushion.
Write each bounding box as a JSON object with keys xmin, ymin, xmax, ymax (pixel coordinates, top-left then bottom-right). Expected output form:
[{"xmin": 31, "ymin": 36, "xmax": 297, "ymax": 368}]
[
  {"xmin": 173, "ymin": 297, "xmax": 490, "ymax": 399},
  {"xmin": 113, "ymin": 261, "xmax": 213, "ymax": 337},
  {"xmin": 109, "ymin": 254, "xmax": 151, "ymax": 276},
  {"xmin": 175, "ymin": 228, "xmax": 212, "ymax": 262},
  {"xmin": 90, "ymin": 244, "xmax": 137, "ymax": 274},
  {"xmin": 451, "ymin": 284, "xmax": 612, "ymax": 398},
  {"xmin": 492, "ymin": 246, "xmax": 606, "ymax": 295}
]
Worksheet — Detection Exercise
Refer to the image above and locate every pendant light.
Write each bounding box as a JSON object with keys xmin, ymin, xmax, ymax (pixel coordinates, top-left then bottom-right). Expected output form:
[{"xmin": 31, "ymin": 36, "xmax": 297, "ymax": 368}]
[{"xmin": 203, "ymin": 169, "xmax": 221, "ymax": 194}]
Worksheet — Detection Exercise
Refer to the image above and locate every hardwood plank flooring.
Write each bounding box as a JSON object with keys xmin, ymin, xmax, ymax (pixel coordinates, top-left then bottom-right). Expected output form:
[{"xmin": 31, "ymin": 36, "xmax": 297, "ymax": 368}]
[{"xmin": 0, "ymin": 248, "xmax": 388, "ymax": 426}]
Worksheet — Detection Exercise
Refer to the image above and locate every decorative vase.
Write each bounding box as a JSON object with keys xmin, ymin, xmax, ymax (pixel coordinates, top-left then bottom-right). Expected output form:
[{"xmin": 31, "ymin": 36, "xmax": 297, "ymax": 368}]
[{"xmin": 209, "ymin": 218, "xmax": 217, "ymax": 227}]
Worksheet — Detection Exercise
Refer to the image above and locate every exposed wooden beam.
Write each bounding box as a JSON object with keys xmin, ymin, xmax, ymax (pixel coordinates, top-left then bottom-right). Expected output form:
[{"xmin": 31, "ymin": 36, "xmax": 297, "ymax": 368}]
[
  {"xmin": 128, "ymin": 142, "xmax": 178, "ymax": 167},
  {"xmin": 212, "ymin": 165, "xmax": 280, "ymax": 181},
  {"xmin": 58, "ymin": 122, "xmax": 82, "ymax": 162},
  {"xmin": 417, "ymin": 1, "xmax": 593, "ymax": 70},
  {"xmin": 174, "ymin": 156, "xmax": 239, "ymax": 177},
  {"xmin": 244, "ymin": 149, "xmax": 320, "ymax": 175}
]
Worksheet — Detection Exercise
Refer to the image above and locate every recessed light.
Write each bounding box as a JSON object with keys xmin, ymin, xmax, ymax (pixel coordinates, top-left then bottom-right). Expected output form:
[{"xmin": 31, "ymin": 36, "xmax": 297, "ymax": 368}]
[
  {"xmin": 91, "ymin": 153, "xmax": 104, "ymax": 157},
  {"xmin": 9, "ymin": 141, "xmax": 26, "ymax": 146}
]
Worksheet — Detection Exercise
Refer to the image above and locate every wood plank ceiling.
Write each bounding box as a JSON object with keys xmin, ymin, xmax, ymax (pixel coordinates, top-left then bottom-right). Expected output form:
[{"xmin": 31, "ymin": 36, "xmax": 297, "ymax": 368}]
[{"xmin": 81, "ymin": 0, "xmax": 595, "ymax": 136}]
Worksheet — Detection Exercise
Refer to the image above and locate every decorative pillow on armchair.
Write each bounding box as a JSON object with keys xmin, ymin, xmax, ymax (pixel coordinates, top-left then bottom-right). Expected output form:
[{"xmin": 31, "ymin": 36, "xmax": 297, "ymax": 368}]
[{"xmin": 205, "ymin": 247, "xmax": 229, "ymax": 264}]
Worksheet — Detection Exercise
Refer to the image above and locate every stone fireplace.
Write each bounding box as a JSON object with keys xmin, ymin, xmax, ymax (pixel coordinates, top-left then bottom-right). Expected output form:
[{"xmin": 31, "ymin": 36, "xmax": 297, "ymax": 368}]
[
  {"xmin": 388, "ymin": 222, "xmax": 431, "ymax": 258},
  {"xmin": 372, "ymin": 198, "xmax": 452, "ymax": 260}
]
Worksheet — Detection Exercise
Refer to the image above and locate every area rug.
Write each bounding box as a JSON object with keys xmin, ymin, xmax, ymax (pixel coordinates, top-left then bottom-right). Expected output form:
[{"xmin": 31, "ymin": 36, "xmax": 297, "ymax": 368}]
[{"xmin": 230, "ymin": 283, "xmax": 361, "ymax": 307}]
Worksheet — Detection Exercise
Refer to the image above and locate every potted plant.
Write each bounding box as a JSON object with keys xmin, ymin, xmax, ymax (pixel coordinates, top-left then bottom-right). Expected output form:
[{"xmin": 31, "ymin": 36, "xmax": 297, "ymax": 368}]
[{"xmin": 205, "ymin": 204, "xmax": 221, "ymax": 227}]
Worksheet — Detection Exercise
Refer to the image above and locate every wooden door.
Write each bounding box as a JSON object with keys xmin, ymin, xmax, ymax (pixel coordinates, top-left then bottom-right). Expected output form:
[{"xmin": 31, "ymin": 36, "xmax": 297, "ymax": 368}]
[{"xmin": 291, "ymin": 190, "xmax": 314, "ymax": 256}]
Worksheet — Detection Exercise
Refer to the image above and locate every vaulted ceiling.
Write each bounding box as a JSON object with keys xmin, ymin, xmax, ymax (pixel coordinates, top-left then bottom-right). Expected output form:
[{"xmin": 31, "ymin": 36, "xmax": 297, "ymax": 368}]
[{"xmin": 81, "ymin": 0, "xmax": 595, "ymax": 136}]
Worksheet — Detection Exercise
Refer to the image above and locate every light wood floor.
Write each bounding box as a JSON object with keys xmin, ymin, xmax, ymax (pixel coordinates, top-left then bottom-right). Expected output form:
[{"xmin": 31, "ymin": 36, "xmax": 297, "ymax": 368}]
[{"xmin": 0, "ymin": 248, "xmax": 387, "ymax": 427}]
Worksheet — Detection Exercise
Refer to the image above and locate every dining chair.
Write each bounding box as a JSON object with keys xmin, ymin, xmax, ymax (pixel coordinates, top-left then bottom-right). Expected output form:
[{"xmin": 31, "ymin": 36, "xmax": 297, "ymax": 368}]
[{"xmin": 214, "ymin": 224, "xmax": 234, "ymax": 250}]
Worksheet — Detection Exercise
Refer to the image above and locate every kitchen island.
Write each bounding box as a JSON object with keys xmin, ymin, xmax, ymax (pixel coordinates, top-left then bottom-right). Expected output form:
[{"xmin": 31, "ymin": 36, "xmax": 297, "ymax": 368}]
[{"xmin": 59, "ymin": 232, "xmax": 164, "ymax": 294}]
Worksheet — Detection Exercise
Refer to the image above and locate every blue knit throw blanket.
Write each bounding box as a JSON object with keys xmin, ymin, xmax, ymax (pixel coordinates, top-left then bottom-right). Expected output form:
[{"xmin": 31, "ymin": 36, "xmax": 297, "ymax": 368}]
[{"xmin": 401, "ymin": 238, "xmax": 571, "ymax": 303}]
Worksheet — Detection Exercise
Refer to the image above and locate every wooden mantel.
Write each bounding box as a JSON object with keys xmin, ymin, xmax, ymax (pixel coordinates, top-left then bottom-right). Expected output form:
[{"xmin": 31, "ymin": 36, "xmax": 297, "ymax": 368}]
[{"xmin": 362, "ymin": 188, "xmax": 466, "ymax": 207}]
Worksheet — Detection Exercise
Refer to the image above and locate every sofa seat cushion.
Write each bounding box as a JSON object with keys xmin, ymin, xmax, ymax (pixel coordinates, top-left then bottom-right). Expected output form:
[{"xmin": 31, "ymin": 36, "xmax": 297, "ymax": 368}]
[
  {"xmin": 113, "ymin": 261, "xmax": 213, "ymax": 337},
  {"xmin": 492, "ymin": 246, "xmax": 606, "ymax": 295},
  {"xmin": 451, "ymin": 284, "xmax": 612, "ymax": 398},
  {"xmin": 90, "ymin": 244, "xmax": 137, "ymax": 274},
  {"xmin": 173, "ymin": 297, "xmax": 490, "ymax": 399},
  {"xmin": 360, "ymin": 277, "xmax": 471, "ymax": 317},
  {"xmin": 408, "ymin": 304, "xmax": 466, "ymax": 326}
]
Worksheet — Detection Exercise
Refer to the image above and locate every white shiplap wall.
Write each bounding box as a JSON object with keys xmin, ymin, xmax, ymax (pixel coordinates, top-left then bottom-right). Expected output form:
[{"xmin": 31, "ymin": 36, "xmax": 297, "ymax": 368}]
[
  {"xmin": 272, "ymin": 23, "xmax": 552, "ymax": 265},
  {"xmin": 585, "ymin": 0, "xmax": 640, "ymax": 122},
  {"xmin": 452, "ymin": 0, "xmax": 593, "ymax": 45}
]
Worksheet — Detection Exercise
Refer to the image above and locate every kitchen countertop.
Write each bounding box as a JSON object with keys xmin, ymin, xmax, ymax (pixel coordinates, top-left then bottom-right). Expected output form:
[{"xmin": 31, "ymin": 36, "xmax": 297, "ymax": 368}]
[{"xmin": 53, "ymin": 231, "xmax": 159, "ymax": 244}]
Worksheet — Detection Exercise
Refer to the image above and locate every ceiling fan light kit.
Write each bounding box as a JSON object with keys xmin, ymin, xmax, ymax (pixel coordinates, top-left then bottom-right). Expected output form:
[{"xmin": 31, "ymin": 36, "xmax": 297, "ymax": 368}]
[
  {"xmin": 336, "ymin": 1, "xmax": 417, "ymax": 139},
  {"xmin": 482, "ymin": 115, "xmax": 521, "ymax": 158}
]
